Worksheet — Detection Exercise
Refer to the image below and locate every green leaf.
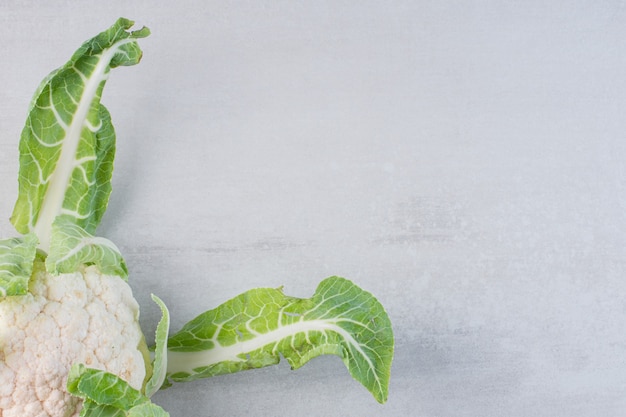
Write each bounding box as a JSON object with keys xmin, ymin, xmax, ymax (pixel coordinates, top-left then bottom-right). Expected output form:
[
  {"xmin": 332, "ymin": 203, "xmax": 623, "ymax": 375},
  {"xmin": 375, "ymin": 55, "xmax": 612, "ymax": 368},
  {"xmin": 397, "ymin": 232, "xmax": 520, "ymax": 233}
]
[
  {"xmin": 0, "ymin": 233, "xmax": 38, "ymax": 297},
  {"xmin": 46, "ymin": 216, "xmax": 128, "ymax": 278},
  {"xmin": 10, "ymin": 17, "xmax": 149, "ymax": 251},
  {"xmin": 79, "ymin": 401, "xmax": 127, "ymax": 417},
  {"xmin": 78, "ymin": 401, "xmax": 169, "ymax": 417},
  {"xmin": 79, "ymin": 400, "xmax": 170, "ymax": 417},
  {"xmin": 166, "ymin": 277, "xmax": 394, "ymax": 403},
  {"xmin": 68, "ymin": 364, "xmax": 170, "ymax": 417},
  {"xmin": 127, "ymin": 402, "xmax": 170, "ymax": 417},
  {"xmin": 68, "ymin": 364, "xmax": 146, "ymax": 410},
  {"xmin": 144, "ymin": 294, "xmax": 171, "ymax": 397}
]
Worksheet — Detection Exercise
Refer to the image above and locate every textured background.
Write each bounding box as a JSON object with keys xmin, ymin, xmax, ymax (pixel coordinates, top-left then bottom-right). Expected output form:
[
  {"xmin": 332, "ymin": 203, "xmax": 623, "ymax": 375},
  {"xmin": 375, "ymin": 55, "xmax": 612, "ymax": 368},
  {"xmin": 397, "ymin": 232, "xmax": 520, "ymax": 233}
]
[{"xmin": 1, "ymin": 1, "xmax": 626, "ymax": 416}]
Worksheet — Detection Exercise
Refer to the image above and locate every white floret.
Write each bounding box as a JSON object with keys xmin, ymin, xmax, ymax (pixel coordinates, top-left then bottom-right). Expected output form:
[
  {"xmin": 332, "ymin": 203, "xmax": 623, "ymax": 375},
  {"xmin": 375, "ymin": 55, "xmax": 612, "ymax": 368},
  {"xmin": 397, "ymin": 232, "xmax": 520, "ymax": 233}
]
[{"xmin": 0, "ymin": 263, "xmax": 148, "ymax": 417}]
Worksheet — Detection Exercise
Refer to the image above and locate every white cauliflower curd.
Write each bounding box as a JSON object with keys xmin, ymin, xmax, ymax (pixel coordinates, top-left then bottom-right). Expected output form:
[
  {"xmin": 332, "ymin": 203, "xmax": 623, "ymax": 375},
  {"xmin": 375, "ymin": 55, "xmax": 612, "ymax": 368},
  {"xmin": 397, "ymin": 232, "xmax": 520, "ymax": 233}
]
[{"xmin": 0, "ymin": 262, "xmax": 149, "ymax": 417}]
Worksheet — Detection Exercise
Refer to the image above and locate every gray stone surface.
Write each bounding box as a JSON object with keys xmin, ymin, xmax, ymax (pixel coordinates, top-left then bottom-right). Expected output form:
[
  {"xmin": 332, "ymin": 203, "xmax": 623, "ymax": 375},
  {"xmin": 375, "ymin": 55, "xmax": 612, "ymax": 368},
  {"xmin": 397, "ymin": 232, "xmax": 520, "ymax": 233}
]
[{"xmin": 1, "ymin": 2, "xmax": 625, "ymax": 415}]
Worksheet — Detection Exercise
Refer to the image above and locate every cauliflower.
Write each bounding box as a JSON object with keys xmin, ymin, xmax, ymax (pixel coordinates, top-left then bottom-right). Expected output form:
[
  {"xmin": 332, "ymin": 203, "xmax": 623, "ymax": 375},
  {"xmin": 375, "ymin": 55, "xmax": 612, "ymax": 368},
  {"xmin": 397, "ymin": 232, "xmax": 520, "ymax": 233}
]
[
  {"xmin": 0, "ymin": 17, "xmax": 392, "ymax": 417},
  {"xmin": 0, "ymin": 262, "xmax": 149, "ymax": 417}
]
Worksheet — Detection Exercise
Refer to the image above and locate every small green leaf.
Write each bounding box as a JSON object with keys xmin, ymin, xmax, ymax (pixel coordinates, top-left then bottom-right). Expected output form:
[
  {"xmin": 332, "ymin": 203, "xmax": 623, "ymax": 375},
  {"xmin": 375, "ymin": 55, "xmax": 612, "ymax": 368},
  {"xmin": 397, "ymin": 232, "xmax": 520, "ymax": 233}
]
[
  {"xmin": 166, "ymin": 277, "xmax": 394, "ymax": 403},
  {"xmin": 0, "ymin": 233, "xmax": 38, "ymax": 297},
  {"xmin": 79, "ymin": 400, "xmax": 170, "ymax": 417},
  {"xmin": 68, "ymin": 364, "xmax": 170, "ymax": 417},
  {"xmin": 127, "ymin": 402, "xmax": 170, "ymax": 417},
  {"xmin": 144, "ymin": 294, "xmax": 170, "ymax": 397},
  {"xmin": 68, "ymin": 364, "xmax": 146, "ymax": 410},
  {"xmin": 46, "ymin": 216, "xmax": 127, "ymax": 278},
  {"xmin": 79, "ymin": 401, "xmax": 127, "ymax": 417}
]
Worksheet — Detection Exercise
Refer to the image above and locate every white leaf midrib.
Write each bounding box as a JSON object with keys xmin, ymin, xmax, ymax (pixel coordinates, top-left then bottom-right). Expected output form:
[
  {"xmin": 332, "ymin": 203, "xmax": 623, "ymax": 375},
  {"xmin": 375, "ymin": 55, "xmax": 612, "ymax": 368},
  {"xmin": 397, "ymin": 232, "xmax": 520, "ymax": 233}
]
[{"xmin": 166, "ymin": 318, "xmax": 381, "ymax": 392}]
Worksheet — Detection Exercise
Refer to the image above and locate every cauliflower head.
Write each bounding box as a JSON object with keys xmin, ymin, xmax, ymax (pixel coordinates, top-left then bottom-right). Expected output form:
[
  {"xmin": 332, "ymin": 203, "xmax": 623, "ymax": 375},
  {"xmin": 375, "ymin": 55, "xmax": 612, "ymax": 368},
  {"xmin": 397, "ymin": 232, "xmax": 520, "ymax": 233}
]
[{"xmin": 0, "ymin": 261, "xmax": 150, "ymax": 417}]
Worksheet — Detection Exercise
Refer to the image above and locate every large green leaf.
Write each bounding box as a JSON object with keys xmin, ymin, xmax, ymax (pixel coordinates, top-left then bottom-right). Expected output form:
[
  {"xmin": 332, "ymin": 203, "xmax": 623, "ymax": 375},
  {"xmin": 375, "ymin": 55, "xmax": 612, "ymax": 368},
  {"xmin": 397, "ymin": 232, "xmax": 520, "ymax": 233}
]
[
  {"xmin": 10, "ymin": 18, "xmax": 149, "ymax": 251},
  {"xmin": 0, "ymin": 233, "xmax": 38, "ymax": 297},
  {"xmin": 166, "ymin": 277, "xmax": 394, "ymax": 403}
]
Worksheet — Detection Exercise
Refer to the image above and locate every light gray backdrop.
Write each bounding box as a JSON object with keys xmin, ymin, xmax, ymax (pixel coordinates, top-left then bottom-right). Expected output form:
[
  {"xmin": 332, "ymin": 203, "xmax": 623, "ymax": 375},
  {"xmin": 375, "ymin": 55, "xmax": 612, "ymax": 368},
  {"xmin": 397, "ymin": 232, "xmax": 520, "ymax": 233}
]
[{"xmin": 1, "ymin": 1, "xmax": 625, "ymax": 416}]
